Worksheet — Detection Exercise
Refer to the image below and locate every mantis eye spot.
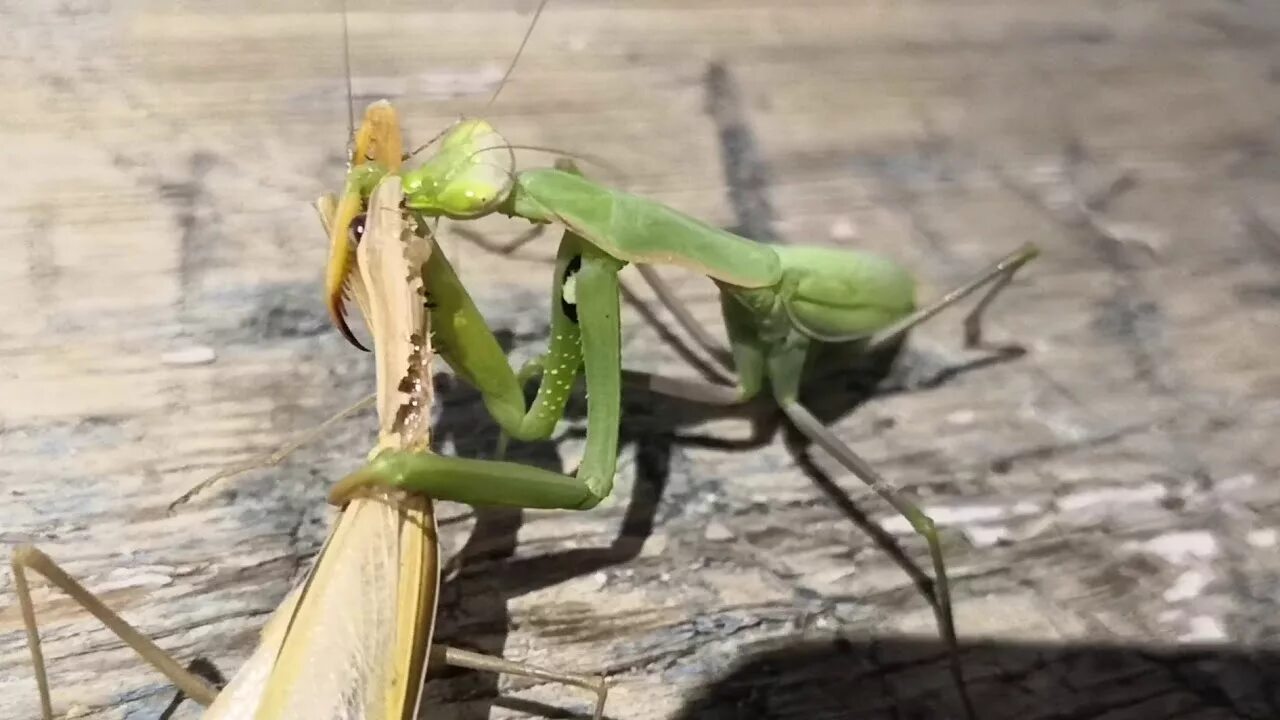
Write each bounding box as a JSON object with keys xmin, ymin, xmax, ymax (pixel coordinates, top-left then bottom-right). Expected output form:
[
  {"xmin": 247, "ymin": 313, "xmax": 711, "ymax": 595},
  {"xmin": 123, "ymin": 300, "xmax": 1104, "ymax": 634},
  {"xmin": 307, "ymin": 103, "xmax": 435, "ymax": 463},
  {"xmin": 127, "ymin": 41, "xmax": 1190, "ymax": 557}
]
[{"xmin": 348, "ymin": 213, "xmax": 367, "ymax": 245}]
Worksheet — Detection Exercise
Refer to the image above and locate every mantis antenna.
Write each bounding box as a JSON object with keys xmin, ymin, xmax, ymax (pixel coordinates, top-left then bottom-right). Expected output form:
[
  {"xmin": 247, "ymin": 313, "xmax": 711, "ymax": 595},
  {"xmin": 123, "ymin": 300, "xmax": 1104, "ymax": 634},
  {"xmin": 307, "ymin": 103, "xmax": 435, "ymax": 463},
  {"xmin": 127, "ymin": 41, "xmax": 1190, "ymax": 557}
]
[
  {"xmin": 343, "ymin": 0, "xmax": 358, "ymax": 144},
  {"xmin": 471, "ymin": 143, "xmax": 625, "ymax": 178},
  {"xmin": 340, "ymin": 0, "xmax": 356, "ymax": 158},
  {"xmin": 399, "ymin": 0, "xmax": 551, "ymax": 161},
  {"xmin": 486, "ymin": 0, "xmax": 551, "ymax": 109}
]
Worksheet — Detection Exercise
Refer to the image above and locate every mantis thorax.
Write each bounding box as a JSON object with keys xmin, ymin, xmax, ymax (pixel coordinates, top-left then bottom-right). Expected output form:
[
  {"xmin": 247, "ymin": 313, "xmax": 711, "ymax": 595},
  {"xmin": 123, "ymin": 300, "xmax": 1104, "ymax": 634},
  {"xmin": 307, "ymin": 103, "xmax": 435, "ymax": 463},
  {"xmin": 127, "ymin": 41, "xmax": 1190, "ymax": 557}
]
[
  {"xmin": 721, "ymin": 284, "xmax": 792, "ymax": 345},
  {"xmin": 401, "ymin": 119, "xmax": 516, "ymax": 219}
]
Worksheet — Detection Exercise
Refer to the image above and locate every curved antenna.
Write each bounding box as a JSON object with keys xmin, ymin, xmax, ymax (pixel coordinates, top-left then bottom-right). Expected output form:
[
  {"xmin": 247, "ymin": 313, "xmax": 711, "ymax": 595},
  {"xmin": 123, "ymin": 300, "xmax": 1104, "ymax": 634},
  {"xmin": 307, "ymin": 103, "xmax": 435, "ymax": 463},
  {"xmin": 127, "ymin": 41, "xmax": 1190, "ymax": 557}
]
[
  {"xmin": 404, "ymin": 123, "xmax": 457, "ymax": 161},
  {"xmin": 468, "ymin": 143, "xmax": 626, "ymax": 179},
  {"xmin": 485, "ymin": 0, "xmax": 551, "ymax": 110}
]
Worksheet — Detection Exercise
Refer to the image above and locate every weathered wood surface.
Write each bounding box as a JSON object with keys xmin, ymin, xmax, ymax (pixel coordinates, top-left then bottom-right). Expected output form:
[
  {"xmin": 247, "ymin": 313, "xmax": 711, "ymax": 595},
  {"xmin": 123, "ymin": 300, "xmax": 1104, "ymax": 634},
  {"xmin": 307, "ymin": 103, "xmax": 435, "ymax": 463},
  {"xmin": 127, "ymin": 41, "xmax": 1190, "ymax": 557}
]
[{"xmin": 3, "ymin": 1, "xmax": 1280, "ymax": 718}]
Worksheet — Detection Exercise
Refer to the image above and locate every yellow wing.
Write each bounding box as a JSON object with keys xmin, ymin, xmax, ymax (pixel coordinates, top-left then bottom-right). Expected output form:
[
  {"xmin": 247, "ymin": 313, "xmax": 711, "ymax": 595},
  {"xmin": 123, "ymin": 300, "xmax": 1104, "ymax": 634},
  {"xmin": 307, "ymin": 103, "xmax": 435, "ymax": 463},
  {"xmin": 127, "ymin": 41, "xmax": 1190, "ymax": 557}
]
[
  {"xmin": 207, "ymin": 160, "xmax": 440, "ymax": 719},
  {"xmin": 202, "ymin": 493, "xmax": 438, "ymax": 720}
]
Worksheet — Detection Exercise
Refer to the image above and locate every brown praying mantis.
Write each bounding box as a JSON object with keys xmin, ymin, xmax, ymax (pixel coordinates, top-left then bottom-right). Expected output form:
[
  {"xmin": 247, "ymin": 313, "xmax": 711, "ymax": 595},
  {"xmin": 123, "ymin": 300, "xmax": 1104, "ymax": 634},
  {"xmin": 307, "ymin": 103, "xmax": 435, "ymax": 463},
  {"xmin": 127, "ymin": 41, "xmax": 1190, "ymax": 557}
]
[{"xmin": 10, "ymin": 114, "xmax": 609, "ymax": 719}]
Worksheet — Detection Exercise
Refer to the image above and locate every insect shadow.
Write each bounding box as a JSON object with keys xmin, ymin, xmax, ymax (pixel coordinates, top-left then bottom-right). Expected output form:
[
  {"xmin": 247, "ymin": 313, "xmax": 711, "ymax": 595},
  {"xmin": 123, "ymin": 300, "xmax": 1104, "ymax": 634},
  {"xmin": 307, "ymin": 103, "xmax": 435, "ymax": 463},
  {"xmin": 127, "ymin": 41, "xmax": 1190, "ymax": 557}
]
[
  {"xmin": 669, "ymin": 633, "xmax": 1280, "ymax": 720},
  {"xmin": 606, "ymin": 288, "xmax": 1024, "ymax": 638},
  {"xmin": 424, "ymin": 328, "xmax": 673, "ymax": 718},
  {"xmin": 426, "ymin": 309, "xmax": 1025, "ymax": 717}
]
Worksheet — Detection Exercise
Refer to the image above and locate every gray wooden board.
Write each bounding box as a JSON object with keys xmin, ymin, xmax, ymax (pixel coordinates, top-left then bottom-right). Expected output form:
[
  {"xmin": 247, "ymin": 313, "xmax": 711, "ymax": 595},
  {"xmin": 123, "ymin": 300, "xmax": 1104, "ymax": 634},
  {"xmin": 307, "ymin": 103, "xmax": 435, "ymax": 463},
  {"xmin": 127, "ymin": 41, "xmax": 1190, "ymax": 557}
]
[{"xmin": 1, "ymin": 0, "xmax": 1278, "ymax": 718}]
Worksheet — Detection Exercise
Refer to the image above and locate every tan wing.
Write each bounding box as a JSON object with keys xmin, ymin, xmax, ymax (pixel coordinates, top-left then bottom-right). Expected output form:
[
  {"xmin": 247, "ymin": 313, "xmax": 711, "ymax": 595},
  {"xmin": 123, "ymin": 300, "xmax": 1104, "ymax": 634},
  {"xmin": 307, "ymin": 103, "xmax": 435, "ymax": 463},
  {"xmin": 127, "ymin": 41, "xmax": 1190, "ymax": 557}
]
[
  {"xmin": 206, "ymin": 113, "xmax": 441, "ymax": 718},
  {"xmin": 200, "ymin": 587, "xmax": 300, "ymax": 720},
  {"xmin": 196, "ymin": 493, "xmax": 438, "ymax": 720}
]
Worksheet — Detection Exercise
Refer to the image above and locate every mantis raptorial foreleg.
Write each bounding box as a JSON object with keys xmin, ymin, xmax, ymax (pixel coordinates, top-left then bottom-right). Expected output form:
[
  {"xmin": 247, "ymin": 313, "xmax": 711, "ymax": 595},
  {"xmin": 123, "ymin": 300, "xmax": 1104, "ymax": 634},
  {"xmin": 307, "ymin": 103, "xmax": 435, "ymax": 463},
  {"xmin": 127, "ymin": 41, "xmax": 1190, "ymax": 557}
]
[
  {"xmin": 331, "ymin": 224, "xmax": 630, "ymax": 511},
  {"xmin": 159, "ymin": 192, "xmax": 384, "ymax": 509}
]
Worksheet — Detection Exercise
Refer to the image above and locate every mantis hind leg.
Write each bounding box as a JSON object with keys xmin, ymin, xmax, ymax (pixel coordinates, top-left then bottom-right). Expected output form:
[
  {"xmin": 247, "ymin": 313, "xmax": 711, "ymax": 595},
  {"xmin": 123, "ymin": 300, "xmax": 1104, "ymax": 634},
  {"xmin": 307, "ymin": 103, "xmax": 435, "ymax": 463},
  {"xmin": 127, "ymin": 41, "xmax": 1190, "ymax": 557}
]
[
  {"xmin": 866, "ymin": 242, "xmax": 1039, "ymax": 354},
  {"xmin": 433, "ymin": 645, "xmax": 608, "ymax": 720},
  {"xmin": 11, "ymin": 546, "xmax": 221, "ymax": 718},
  {"xmin": 776, "ymin": 399, "xmax": 975, "ymax": 719},
  {"xmin": 766, "ymin": 344, "xmax": 977, "ymax": 720}
]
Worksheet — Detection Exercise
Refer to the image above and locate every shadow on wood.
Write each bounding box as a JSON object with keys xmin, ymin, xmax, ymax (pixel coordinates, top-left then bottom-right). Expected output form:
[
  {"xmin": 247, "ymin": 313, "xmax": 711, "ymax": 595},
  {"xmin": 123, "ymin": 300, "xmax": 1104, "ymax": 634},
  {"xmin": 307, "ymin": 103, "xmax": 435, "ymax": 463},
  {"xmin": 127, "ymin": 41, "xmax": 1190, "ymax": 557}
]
[
  {"xmin": 672, "ymin": 635, "xmax": 1280, "ymax": 720},
  {"xmin": 422, "ymin": 325, "xmax": 1029, "ymax": 717}
]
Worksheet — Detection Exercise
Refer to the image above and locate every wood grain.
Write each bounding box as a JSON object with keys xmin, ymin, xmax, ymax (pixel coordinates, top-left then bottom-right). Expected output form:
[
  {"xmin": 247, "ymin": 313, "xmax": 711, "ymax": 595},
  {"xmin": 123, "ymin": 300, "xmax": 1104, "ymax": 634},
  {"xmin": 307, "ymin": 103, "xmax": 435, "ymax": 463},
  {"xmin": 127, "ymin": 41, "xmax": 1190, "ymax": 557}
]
[{"xmin": 2, "ymin": 1, "xmax": 1278, "ymax": 718}]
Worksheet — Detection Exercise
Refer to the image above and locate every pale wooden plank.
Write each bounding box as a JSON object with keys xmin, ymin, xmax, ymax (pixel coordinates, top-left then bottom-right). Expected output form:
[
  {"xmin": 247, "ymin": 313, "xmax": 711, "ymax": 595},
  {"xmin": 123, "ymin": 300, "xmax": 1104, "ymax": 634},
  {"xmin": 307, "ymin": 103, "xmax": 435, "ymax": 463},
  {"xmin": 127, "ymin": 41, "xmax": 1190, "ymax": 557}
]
[{"xmin": 2, "ymin": 1, "xmax": 1278, "ymax": 718}]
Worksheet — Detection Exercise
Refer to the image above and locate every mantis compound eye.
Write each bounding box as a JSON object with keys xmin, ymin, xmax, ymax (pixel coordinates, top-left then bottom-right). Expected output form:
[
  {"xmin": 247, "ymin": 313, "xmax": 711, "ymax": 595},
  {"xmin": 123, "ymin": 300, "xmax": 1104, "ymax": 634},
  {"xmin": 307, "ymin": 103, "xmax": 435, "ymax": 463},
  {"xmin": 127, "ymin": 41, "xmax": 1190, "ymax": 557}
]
[{"xmin": 348, "ymin": 213, "xmax": 367, "ymax": 244}]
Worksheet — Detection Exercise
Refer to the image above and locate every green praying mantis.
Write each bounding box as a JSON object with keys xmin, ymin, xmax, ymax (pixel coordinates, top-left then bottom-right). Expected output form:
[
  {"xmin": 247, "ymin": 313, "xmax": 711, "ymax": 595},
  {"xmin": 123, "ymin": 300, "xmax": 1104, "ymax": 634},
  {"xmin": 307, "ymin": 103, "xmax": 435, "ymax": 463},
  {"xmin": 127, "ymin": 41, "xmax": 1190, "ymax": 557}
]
[{"xmin": 321, "ymin": 101, "xmax": 1037, "ymax": 716}]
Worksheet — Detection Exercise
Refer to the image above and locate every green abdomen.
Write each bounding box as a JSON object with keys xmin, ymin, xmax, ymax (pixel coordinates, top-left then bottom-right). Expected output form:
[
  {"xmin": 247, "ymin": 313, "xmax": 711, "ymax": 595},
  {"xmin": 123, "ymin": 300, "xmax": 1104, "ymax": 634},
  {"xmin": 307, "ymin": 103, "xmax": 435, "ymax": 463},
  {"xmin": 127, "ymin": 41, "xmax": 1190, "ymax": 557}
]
[{"xmin": 774, "ymin": 245, "xmax": 916, "ymax": 339}]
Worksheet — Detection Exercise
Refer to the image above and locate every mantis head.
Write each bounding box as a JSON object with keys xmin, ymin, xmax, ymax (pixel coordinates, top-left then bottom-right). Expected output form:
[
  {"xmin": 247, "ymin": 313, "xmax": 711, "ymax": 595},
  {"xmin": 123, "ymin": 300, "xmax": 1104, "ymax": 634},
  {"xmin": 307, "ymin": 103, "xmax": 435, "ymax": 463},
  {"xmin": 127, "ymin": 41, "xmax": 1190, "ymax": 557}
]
[
  {"xmin": 325, "ymin": 100, "xmax": 404, "ymax": 351},
  {"xmin": 401, "ymin": 119, "xmax": 515, "ymax": 219}
]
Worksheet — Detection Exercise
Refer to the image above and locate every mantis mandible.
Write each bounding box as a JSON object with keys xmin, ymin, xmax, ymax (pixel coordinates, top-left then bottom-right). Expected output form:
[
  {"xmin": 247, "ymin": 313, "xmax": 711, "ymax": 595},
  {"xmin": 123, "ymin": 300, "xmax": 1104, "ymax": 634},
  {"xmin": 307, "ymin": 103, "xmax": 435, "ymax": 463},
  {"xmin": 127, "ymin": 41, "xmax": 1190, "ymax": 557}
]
[
  {"xmin": 322, "ymin": 105, "xmax": 1036, "ymax": 718},
  {"xmin": 11, "ymin": 127, "xmax": 608, "ymax": 718}
]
